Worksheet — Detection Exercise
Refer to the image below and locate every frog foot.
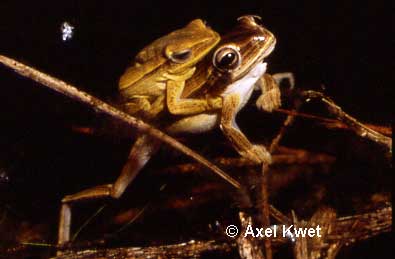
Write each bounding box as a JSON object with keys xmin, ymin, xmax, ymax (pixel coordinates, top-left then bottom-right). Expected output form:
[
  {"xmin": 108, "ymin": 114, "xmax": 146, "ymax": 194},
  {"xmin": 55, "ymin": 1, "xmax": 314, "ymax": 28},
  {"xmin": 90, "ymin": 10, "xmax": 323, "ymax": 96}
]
[
  {"xmin": 256, "ymin": 87, "xmax": 281, "ymax": 112},
  {"xmin": 241, "ymin": 144, "xmax": 272, "ymax": 165}
]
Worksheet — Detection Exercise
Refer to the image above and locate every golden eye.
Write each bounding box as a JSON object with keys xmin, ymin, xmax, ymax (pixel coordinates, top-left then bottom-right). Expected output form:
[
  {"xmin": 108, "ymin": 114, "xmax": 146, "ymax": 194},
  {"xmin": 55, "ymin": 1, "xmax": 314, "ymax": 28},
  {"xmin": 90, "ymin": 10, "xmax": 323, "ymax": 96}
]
[
  {"xmin": 168, "ymin": 49, "xmax": 192, "ymax": 63},
  {"xmin": 213, "ymin": 45, "xmax": 241, "ymax": 72}
]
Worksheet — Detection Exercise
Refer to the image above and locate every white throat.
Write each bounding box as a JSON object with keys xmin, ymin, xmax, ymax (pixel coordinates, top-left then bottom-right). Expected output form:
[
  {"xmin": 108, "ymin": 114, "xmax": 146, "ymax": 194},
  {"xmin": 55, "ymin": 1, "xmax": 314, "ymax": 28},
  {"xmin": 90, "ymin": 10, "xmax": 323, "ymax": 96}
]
[{"xmin": 221, "ymin": 62, "xmax": 267, "ymax": 111}]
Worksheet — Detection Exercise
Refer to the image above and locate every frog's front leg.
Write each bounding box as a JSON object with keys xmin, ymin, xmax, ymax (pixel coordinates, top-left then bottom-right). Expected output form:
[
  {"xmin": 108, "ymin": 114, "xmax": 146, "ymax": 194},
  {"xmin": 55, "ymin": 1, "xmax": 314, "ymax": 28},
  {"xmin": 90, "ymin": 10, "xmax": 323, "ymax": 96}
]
[
  {"xmin": 123, "ymin": 97, "xmax": 152, "ymax": 115},
  {"xmin": 271, "ymin": 72, "xmax": 295, "ymax": 89},
  {"xmin": 123, "ymin": 95, "xmax": 165, "ymax": 120},
  {"xmin": 255, "ymin": 74, "xmax": 282, "ymax": 112},
  {"xmin": 166, "ymin": 79, "xmax": 222, "ymax": 115},
  {"xmin": 220, "ymin": 94, "xmax": 272, "ymax": 164}
]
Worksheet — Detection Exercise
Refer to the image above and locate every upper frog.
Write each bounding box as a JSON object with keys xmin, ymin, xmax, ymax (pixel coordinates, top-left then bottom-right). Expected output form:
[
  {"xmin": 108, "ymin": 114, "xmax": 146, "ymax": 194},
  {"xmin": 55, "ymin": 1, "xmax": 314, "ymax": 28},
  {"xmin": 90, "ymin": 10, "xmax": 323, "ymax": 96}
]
[{"xmin": 118, "ymin": 19, "xmax": 220, "ymax": 118}]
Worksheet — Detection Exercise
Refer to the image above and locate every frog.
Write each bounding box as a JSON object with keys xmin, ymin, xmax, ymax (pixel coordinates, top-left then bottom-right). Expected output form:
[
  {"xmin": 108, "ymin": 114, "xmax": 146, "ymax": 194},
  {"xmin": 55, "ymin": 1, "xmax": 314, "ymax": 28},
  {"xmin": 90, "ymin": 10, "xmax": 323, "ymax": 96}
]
[
  {"xmin": 57, "ymin": 15, "xmax": 279, "ymax": 245},
  {"xmin": 58, "ymin": 19, "xmax": 223, "ymax": 245},
  {"xmin": 167, "ymin": 15, "xmax": 278, "ymax": 164},
  {"xmin": 118, "ymin": 19, "xmax": 223, "ymax": 119}
]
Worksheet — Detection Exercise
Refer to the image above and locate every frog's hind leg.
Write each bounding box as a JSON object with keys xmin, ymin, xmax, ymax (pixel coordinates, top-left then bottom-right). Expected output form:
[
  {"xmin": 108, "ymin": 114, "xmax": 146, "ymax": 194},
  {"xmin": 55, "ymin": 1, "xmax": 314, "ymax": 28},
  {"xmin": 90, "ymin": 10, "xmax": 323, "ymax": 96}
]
[
  {"xmin": 58, "ymin": 134, "xmax": 160, "ymax": 245},
  {"xmin": 254, "ymin": 73, "xmax": 296, "ymax": 152},
  {"xmin": 221, "ymin": 94, "xmax": 272, "ymax": 164}
]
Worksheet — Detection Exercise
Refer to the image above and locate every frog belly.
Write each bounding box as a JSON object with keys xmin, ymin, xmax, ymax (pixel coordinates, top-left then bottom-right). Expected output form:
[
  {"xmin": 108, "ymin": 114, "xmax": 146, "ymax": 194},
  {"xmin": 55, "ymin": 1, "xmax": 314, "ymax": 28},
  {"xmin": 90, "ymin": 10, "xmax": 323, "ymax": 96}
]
[{"xmin": 166, "ymin": 113, "xmax": 219, "ymax": 135}]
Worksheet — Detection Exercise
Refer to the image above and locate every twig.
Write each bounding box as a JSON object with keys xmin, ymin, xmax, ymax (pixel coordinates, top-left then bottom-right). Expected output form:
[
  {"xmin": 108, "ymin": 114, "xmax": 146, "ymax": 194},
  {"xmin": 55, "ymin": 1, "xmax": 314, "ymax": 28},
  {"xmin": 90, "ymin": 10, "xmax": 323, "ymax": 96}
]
[
  {"xmin": 0, "ymin": 54, "xmax": 240, "ymax": 189},
  {"xmin": 237, "ymin": 212, "xmax": 266, "ymax": 259},
  {"xmin": 71, "ymin": 205, "xmax": 106, "ymax": 242},
  {"xmin": 299, "ymin": 90, "xmax": 392, "ymax": 153},
  {"xmin": 260, "ymin": 164, "xmax": 272, "ymax": 259},
  {"xmin": 161, "ymin": 147, "xmax": 335, "ymax": 175},
  {"xmin": 269, "ymin": 112, "xmax": 296, "ymax": 153},
  {"xmin": 292, "ymin": 211, "xmax": 308, "ymax": 259},
  {"xmin": 51, "ymin": 240, "xmax": 234, "ymax": 259},
  {"xmin": 275, "ymin": 108, "xmax": 391, "ymax": 136},
  {"xmin": 48, "ymin": 203, "xmax": 391, "ymax": 259},
  {"xmin": 327, "ymin": 204, "xmax": 392, "ymax": 243},
  {"xmin": 268, "ymin": 90, "xmax": 303, "ymax": 153},
  {"xmin": 269, "ymin": 205, "xmax": 291, "ymax": 225}
]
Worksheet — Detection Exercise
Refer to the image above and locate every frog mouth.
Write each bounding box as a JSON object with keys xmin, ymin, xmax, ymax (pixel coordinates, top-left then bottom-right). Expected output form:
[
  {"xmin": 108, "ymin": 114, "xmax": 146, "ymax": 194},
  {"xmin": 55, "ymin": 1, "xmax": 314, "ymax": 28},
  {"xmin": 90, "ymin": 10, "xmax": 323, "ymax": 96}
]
[
  {"xmin": 228, "ymin": 33, "xmax": 276, "ymax": 81},
  {"xmin": 262, "ymin": 42, "xmax": 275, "ymax": 59},
  {"xmin": 257, "ymin": 37, "xmax": 276, "ymax": 62},
  {"xmin": 251, "ymin": 36, "xmax": 276, "ymax": 64},
  {"xmin": 246, "ymin": 44, "xmax": 274, "ymax": 76}
]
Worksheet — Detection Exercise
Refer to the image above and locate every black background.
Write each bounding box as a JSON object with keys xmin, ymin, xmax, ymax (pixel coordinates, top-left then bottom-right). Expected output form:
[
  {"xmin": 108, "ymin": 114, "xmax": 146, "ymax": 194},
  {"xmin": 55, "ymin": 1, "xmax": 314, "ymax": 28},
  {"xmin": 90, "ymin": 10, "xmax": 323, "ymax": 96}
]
[
  {"xmin": 0, "ymin": 1, "xmax": 392, "ymax": 121},
  {"xmin": 0, "ymin": 1, "xmax": 392, "ymax": 258}
]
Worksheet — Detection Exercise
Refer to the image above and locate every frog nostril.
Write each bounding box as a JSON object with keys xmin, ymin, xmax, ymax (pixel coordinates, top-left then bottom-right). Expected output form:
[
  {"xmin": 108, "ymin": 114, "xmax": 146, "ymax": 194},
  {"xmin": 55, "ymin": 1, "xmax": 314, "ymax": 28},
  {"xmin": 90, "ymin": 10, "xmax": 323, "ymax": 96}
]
[
  {"xmin": 237, "ymin": 15, "xmax": 263, "ymax": 26},
  {"xmin": 203, "ymin": 20, "xmax": 213, "ymax": 30},
  {"xmin": 251, "ymin": 15, "xmax": 263, "ymax": 25}
]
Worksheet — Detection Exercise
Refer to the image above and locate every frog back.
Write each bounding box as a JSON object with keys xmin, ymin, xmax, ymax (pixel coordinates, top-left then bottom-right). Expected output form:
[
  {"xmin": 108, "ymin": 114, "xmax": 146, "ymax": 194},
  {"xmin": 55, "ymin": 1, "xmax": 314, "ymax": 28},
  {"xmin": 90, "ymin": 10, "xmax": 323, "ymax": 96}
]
[{"xmin": 118, "ymin": 19, "xmax": 220, "ymax": 99}]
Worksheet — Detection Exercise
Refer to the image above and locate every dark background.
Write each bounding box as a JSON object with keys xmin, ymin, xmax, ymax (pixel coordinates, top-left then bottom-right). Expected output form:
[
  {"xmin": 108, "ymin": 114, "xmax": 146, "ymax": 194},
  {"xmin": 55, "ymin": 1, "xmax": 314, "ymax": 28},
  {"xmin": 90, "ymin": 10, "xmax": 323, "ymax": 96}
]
[
  {"xmin": 0, "ymin": 1, "xmax": 392, "ymax": 120},
  {"xmin": 0, "ymin": 1, "xmax": 392, "ymax": 258}
]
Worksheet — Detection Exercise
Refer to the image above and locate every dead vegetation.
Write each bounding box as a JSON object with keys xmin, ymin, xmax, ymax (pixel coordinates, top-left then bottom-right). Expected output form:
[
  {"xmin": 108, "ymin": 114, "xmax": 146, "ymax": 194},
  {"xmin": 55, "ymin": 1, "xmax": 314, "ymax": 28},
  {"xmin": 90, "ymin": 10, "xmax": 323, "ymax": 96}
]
[{"xmin": 0, "ymin": 55, "xmax": 392, "ymax": 259}]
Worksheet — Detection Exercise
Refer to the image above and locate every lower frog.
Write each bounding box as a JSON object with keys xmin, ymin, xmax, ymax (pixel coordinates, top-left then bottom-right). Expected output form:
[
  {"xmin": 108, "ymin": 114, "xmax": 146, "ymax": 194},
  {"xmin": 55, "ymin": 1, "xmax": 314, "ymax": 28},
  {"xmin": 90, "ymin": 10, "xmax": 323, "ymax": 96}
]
[{"xmin": 169, "ymin": 15, "xmax": 279, "ymax": 164}]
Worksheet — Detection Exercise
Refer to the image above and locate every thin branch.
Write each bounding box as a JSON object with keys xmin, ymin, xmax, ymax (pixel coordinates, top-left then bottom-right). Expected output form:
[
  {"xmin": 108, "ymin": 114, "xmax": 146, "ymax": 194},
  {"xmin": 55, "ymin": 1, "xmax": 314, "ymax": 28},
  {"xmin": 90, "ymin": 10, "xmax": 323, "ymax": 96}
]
[
  {"xmin": 275, "ymin": 108, "xmax": 391, "ymax": 136},
  {"xmin": 51, "ymin": 240, "xmax": 235, "ymax": 259},
  {"xmin": 299, "ymin": 90, "xmax": 392, "ymax": 153},
  {"xmin": 261, "ymin": 164, "xmax": 272, "ymax": 259},
  {"xmin": 161, "ymin": 147, "xmax": 336, "ymax": 175},
  {"xmin": 237, "ymin": 212, "xmax": 266, "ymax": 259},
  {"xmin": 292, "ymin": 211, "xmax": 308, "ymax": 259},
  {"xmin": 0, "ymin": 54, "xmax": 240, "ymax": 189},
  {"xmin": 269, "ymin": 112, "xmax": 296, "ymax": 153}
]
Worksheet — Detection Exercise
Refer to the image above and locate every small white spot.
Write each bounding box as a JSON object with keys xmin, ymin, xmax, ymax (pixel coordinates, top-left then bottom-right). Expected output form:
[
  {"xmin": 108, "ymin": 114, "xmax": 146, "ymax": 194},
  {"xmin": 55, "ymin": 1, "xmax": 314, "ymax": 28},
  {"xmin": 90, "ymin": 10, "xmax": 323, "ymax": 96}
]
[
  {"xmin": 159, "ymin": 184, "xmax": 167, "ymax": 191},
  {"xmin": 0, "ymin": 170, "xmax": 9, "ymax": 183},
  {"xmin": 61, "ymin": 22, "xmax": 74, "ymax": 41},
  {"xmin": 254, "ymin": 36, "xmax": 265, "ymax": 41}
]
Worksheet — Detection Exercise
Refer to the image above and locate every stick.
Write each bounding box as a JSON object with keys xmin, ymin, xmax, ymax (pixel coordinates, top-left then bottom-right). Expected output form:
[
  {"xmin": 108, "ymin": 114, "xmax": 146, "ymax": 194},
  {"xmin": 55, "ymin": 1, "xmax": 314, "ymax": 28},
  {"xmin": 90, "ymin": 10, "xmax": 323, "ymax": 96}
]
[
  {"xmin": 160, "ymin": 147, "xmax": 336, "ymax": 175},
  {"xmin": 299, "ymin": 90, "xmax": 392, "ymax": 153},
  {"xmin": 261, "ymin": 164, "xmax": 272, "ymax": 259},
  {"xmin": 275, "ymin": 109, "xmax": 391, "ymax": 136},
  {"xmin": 0, "ymin": 55, "xmax": 240, "ymax": 189}
]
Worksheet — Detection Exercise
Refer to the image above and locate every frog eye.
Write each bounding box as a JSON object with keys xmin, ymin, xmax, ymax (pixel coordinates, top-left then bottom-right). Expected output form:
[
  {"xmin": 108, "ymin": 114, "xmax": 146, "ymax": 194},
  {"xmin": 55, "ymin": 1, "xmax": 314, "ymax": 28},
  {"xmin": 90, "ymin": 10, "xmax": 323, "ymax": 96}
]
[
  {"xmin": 168, "ymin": 49, "xmax": 192, "ymax": 63},
  {"xmin": 213, "ymin": 45, "xmax": 241, "ymax": 72}
]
